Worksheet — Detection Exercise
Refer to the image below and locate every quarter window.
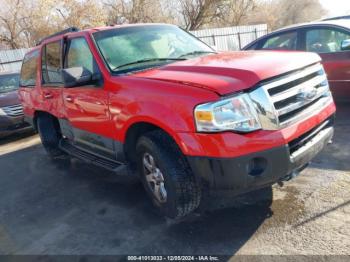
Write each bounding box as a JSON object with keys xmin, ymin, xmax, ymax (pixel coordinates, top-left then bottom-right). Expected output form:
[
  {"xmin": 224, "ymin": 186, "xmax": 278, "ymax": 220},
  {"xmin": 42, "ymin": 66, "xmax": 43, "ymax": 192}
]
[
  {"xmin": 20, "ymin": 50, "xmax": 39, "ymax": 87},
  {"xmin": 262, "ymin": 32, "xmax": 297, "ymax": 50},
  {"xmin": 306, "ymin": 28, "xmax": 350, "ymax": 53},
  {"xmin": 42, "ymin": 41, "xmax": 62, "ymax": 85}
]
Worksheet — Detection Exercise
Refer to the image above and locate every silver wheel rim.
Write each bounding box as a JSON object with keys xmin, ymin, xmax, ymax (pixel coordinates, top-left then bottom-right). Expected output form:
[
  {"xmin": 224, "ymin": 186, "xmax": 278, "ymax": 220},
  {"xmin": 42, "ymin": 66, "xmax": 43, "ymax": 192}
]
[{"xmin": 142, "ymin": 153, "xmax": 167, "ymax": 203}]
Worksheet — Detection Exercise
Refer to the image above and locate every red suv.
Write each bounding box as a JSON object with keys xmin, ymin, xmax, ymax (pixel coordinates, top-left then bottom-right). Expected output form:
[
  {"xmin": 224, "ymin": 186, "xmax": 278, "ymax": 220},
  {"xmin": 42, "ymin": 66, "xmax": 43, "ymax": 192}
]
[{"xmin": 19, "ymin": 24, "xmax": 336, "ymax": 218}]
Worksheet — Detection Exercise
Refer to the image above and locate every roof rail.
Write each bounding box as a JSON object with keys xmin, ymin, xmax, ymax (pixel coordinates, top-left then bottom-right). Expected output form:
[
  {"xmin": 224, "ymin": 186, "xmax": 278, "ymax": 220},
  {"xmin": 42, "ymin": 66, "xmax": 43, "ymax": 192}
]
[
  {"xmin": 36, "ymin": 27, "xmax": 80, "ymax": 46},
  {"xmin": 322, "ymin": 15, "xmax": 350, "ymax": 21}
]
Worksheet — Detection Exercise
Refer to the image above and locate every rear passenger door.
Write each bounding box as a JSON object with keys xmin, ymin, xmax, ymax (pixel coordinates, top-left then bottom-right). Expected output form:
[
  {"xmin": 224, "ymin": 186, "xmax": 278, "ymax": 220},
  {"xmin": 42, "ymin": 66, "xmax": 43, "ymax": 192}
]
[{"xmin": 62, "ymin": 36, "xmax": 116, "ymax": 159}]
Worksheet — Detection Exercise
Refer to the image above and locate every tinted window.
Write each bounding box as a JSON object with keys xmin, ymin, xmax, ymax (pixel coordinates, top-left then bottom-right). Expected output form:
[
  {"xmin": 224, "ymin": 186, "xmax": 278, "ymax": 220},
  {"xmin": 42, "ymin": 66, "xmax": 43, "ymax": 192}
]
[
  {"xmin": 0, "ymin": 74, "xmax": 19, "ymax": 93},
  {"xmin": 66, "ymin": 37, "xmax": 98, "ymax": 74},
  {"xmin": 42, "ymin": 41, "xmax": 62, "ymax": 84},
  {"xmin": 244, "ymin": 42, "xmax": 259, "ymax": 50},
  {"xmin": 306, "ymin": 28, "xmax": 350, "ymax": 53},
  {"xmin": 20, "ymin": 50, "xmax": 39, "ymax": 87},
  {"xmin": 262, "ymin": 32, "xmax": 297, "ymax": 50}
]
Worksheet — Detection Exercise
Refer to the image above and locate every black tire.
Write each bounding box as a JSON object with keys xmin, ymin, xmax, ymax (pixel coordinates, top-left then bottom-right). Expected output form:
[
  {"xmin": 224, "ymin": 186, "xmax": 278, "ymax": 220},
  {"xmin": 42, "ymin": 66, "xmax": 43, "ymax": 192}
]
[
  {"xmin": 136, "ymin": 130, "xmax": 201, "ymax": 219},
  {"xmin": 37, "ymin": 114, "xmax": 66, "ymax": 159}
]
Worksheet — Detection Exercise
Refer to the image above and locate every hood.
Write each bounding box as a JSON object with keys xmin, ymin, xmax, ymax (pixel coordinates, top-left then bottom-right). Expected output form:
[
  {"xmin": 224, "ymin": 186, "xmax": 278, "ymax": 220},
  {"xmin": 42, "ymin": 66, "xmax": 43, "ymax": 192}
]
[
  {"xmin": 0, "ymin": 90, "xmax": 20, "ymax": 107},
  {"xmin": 133, "ymin": 51, "xmax": 321, "ymax": 95}
]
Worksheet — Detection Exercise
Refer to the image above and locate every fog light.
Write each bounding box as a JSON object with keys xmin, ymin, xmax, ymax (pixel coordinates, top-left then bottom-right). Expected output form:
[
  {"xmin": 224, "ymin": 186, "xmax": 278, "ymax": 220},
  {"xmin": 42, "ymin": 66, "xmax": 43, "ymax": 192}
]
[{"xmin": 248, "ymin": 157, "xmax": 267, "ymax": 176}]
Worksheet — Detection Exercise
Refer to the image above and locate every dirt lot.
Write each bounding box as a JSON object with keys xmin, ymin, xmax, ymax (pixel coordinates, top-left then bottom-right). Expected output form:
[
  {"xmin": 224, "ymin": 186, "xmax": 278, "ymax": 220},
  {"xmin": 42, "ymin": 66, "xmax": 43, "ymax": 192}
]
[{"xmin": 0, "ymin": 104, "xmax": 349, "ymax": 256}]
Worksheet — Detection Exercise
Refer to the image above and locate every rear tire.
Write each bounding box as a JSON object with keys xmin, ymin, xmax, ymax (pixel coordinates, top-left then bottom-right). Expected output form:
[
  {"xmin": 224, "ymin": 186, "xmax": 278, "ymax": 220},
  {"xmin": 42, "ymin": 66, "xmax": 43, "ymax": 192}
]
[
  {"xmin": 37, "ymin": 114, "xmax": 66, "ymax": 159},
  {"xmin": 136, "ymin": 130, "xmax": 201, "ymax": 219}
]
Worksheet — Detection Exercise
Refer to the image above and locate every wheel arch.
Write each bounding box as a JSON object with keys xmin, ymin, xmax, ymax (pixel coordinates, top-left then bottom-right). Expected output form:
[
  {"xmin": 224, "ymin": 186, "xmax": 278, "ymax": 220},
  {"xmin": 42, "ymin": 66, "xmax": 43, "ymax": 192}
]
[
  {"xmin": 33, "ymin": 110, "xmax": 60, "ymax": 132},
  {"xmin": 123, "ymin": 120, "xmax": 186, "ymax": 165}
]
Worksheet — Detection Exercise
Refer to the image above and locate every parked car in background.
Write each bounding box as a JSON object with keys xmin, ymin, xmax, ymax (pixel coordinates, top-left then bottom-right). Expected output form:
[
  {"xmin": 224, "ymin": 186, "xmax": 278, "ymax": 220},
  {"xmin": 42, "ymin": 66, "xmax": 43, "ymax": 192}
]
[
  {"xmin": 0, "ymin": 71, "xmax": 32, "ymax": 137},
  {"xmin": 19, "ymin": 24, "xmax": 335, "ymax": 219},
  {"xmin": 243, "ymin": 19, "xmax": 350, "ymax": 102}
]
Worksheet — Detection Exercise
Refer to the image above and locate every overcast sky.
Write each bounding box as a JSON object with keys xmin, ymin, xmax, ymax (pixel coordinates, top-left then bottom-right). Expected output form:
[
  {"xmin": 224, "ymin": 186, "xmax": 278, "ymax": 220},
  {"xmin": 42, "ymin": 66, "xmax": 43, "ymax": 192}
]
[{"xmin": 320, "ymin": 0, "xmax": 350, "ymax": 17}]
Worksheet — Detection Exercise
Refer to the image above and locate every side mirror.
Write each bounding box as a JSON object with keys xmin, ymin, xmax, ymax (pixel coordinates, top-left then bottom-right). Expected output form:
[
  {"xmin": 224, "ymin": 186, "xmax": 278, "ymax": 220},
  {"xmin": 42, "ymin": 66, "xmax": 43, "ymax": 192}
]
[
  {"xmin": 61, "ymin": 67, "xmax": 98, "ymax": 88},
  {"xmin": 341, "ymin": 39, "xmax": 350, "ymax": 51}
]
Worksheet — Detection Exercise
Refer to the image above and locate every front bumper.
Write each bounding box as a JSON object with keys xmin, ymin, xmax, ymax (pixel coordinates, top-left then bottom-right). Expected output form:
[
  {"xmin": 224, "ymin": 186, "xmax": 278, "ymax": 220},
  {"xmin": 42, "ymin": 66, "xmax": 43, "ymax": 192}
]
[
  {"xmin": 187, "ymin": 116, "xmax": 334, "ymax": 196},
  {"xmin": 0, "ymin": 115, "xmax": 33, "ymax": 137}
]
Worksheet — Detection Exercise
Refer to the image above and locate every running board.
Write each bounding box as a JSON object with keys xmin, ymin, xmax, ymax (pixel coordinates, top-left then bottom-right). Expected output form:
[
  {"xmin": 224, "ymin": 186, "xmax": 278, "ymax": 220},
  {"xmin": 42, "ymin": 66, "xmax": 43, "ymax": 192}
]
[{"xmin": 59, "ymin": 139, "xmax": 127, "ymax": 175}]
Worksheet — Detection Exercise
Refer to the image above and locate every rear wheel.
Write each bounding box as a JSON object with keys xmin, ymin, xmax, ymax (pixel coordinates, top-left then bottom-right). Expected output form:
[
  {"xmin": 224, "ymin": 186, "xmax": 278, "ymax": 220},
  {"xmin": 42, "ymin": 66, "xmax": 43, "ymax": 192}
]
[
  {"xmin": 136, "ymin": 130, "xmax": 201, "ymax": 219},
  {"xmin": 37, "ymin": 114, "xmax": 67, "ymax": 159}
]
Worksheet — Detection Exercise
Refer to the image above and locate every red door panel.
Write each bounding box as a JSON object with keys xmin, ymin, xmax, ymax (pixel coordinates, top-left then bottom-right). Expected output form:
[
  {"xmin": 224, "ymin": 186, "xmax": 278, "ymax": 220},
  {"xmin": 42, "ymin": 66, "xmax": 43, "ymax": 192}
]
[
  {"xmin": 319, "ymin": 51, "xmax": 350, "ymax": 100},
  {"xmin": 62, "ymin": 88, "xmax": 112, "ymax": 137}
]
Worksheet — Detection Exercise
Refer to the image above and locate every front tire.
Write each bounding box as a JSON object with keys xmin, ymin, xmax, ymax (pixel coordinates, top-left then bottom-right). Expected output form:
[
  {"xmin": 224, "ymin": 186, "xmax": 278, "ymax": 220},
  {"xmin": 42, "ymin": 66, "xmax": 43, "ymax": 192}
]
[
  {"xmin": 136, "ymin": 130, "xmax": 201, "ymax": 219},
  {"xmin": 37, "ymin": 114, "xmax": 66, "ymax": 159}
]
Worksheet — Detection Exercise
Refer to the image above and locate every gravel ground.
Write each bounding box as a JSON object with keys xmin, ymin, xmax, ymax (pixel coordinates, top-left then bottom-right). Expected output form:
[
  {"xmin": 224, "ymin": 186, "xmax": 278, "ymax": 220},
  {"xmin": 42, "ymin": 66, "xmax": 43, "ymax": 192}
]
[{"xmin": 0, "ymin": 104, "xmax": 349, "ymax": 256}]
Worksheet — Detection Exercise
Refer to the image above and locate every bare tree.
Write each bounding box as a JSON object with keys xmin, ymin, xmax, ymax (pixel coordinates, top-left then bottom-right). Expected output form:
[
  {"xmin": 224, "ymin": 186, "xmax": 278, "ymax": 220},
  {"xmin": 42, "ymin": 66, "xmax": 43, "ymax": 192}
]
[
  {"xmin": 220, "ymin": 0, "xmax": 257, "ymax": 26},
  {"xmin": 249, "ymin": 0, "xmax": 326, "ymax": 30},
  {"xmin": 276, "ymin": 0, "xmax": 326, "ymax": 28},
  {"xmin": 0, "ymin": 0, "xmax": 27, "ymax": 48},
  {"xmin": 104, "ymin": 0, "xmax": 171, "ymax": 25},
  {"xmin": 177, "ymin": 0, "xmax": 225, "ymax": 30},
  {"xmin": 0, "ymin": 0, "xmax": 107, "ymax": 48}
]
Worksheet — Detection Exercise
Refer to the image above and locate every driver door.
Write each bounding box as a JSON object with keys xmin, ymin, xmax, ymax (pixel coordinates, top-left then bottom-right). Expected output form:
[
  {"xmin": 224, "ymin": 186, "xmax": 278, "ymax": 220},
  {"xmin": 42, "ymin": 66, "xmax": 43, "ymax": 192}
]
[{"xmin": 62, "ymin": 36, "xmax": 116, "ymax": 159}]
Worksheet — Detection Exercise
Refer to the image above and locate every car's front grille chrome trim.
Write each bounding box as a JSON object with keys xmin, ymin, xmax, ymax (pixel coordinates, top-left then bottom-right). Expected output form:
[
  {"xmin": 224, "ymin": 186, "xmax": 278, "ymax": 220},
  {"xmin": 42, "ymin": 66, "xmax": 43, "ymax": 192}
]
[
  {"xmin": 2, "ymin": 104, "xmax": 24, "ymax": 117},
  {"xmin": 263, "ymin": 63, "xmax": 323, "ymax": 90},
  {"xmin": 250, "ymin": 63, "xmax": 333, "ymax": 130},
  {"xmin": 270, "ymin": 74, "xmax": 327, "ymax": 103}
]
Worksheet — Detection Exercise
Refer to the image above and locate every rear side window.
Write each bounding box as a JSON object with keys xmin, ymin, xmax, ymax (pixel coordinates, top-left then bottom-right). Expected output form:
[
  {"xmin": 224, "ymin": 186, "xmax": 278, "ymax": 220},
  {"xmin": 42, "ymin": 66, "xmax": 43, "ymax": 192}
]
[
  {"xmin": 20, "ymin": 50, "xmax": 39, "ymax": 87},
  {"xmin": 42, "ymin": 41, "xmax": 62, "ymax": 85},
  {"xmin": 262, "ymin": 32, "xmax": 297, "ymax": 50}
]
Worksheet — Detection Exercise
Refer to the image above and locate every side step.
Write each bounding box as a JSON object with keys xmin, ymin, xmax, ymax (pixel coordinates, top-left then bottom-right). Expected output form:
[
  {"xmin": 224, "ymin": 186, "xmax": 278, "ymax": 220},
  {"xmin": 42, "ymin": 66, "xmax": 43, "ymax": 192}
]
[{"xmin": 59, "ymin": 139, "xmax": 127, "ymax": 175}]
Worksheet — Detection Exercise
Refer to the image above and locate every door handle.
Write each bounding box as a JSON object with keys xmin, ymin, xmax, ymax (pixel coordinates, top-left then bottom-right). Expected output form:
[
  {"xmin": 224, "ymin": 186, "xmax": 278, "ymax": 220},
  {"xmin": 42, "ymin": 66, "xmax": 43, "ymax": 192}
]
[
  {"xmin": 65, "ymin": 96, "xmax": 74, "ymax": 103},
  {"xmin": 43, "ymin": 92, "xmax": 53, "ymax": 99}
]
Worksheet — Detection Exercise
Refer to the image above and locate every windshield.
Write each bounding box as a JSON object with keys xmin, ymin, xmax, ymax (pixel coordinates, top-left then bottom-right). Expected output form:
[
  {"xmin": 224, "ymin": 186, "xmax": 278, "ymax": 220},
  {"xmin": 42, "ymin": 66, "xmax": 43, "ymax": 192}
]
[
  {"xmin": 0, "ymin": 74, "xmax": 19, "ymax": 93},
  {"xmin": 93, "ymin": 25, "xmax": 215, "ymax": 74}
]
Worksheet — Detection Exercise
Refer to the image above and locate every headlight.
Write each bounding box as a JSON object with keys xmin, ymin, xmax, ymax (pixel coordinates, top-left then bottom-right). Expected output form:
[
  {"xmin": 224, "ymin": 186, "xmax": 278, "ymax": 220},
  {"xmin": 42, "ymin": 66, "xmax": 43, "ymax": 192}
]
[
  {"xmin": 194, "ymin": 93, "xmax": 261, "ymax": 133},
  {"xmin": 0, "ymin": 108, "xmax": 6, "ymax": 116}
]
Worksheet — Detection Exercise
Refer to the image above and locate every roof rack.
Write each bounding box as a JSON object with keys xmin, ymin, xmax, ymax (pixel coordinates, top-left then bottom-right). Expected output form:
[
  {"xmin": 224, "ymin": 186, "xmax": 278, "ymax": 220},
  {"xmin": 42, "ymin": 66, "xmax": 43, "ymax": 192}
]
[{"xmin": 36, "ymin": 27, "xmax": 80, "ymax": 46}]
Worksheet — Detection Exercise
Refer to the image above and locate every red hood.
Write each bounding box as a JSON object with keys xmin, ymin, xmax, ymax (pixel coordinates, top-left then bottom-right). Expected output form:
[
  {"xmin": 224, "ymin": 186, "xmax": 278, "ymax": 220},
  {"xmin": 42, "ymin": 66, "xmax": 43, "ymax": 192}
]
[
  {"xmin": 0, "ymin": 90, "xmax": 20, "ymax": 107},
  {"xmin": 133, "ymin": 51, "xmax": 321, "ymax": 95}
]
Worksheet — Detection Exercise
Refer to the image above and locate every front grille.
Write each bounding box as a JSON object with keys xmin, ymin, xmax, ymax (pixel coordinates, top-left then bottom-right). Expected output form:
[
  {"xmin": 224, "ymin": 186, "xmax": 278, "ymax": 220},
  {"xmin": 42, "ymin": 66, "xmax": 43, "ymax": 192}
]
[
  {"xmin": 2, "ymin": 104, "xmax": 24, "ymax": 117},
  {"xmin": 263, "ymin": 63, "xmax": 332, "ymax": 128},
  {"xmin": 288, "ymin": 117, "xmax": 333, "ymax": 155}
]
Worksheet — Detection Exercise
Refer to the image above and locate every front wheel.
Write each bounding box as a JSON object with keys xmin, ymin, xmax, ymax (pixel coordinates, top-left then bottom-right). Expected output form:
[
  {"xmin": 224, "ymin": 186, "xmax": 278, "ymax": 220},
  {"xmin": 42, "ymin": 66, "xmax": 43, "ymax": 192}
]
[
  {"xmin": 37, "ymin": 114, "xmax": 66, "ymax": 159},
  {"xmin": 136, "ymin": 130, "xmax": 201, "ymax": 219}
]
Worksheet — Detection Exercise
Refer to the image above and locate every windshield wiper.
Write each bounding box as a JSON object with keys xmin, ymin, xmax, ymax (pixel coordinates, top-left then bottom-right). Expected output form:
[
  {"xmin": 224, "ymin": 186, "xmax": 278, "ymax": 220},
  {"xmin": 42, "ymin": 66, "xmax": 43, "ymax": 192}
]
[
  {"xmin": 178, "ymin": 51, "xmax": 216, "ymax": 58},
  {"xmin": 112, "ymin": 58, "xmax": 186, "ymax": 71}
]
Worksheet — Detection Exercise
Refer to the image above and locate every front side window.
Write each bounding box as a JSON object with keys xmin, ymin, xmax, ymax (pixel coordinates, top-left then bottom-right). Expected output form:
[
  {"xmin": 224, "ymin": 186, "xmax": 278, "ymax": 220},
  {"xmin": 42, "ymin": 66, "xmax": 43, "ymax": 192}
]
[
  {"xmin": 93, "ymin": 25, "xmax": 215, "ymax": 74},
  {"xmin": 262, "ymin": 32, "xmax": 297, "ymax": 50},
  {"xmin": 66, "ymin": 37, "xmax": 98, "ymax": 75},
  {"xmin": 42, "ymin": 41, "xmax": 62, "ymax": 85},
  {"xmin": 306, "ymin": 28, "xmax": 350, "ymax": 53},
  {"xmin": 20, "ymin": 50, "xmax": 39, "ymax": 88}
]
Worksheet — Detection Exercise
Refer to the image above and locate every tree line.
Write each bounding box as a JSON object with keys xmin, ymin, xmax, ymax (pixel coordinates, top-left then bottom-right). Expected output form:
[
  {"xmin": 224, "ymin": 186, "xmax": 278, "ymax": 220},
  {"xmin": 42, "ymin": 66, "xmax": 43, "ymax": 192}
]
[{"xmin": 0, "ymin": 0, "xmax": 326, "ymax": 49}]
